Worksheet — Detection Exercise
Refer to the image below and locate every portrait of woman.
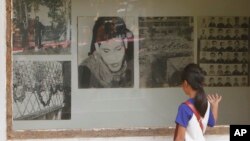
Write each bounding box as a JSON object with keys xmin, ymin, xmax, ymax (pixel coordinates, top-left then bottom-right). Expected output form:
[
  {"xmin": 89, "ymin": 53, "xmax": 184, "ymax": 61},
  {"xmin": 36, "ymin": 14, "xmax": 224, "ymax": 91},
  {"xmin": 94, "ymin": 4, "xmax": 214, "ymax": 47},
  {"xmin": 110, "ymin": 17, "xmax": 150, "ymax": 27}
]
[{"xmin": 78, "ymin": 17, "xmax": 134, "ymax": 88}]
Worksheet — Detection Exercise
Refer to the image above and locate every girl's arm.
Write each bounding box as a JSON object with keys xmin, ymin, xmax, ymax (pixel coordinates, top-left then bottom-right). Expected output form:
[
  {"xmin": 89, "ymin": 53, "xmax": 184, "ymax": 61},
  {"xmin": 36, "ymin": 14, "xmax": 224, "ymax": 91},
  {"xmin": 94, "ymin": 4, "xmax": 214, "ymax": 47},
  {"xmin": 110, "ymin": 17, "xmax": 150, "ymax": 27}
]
[
  {"xmin": 207, "ymin": 93, "xmax": 222, "ymax": 123},
  {"xmin": 174, "ymin": 124, "xmax": 186, "ymax": 141}
]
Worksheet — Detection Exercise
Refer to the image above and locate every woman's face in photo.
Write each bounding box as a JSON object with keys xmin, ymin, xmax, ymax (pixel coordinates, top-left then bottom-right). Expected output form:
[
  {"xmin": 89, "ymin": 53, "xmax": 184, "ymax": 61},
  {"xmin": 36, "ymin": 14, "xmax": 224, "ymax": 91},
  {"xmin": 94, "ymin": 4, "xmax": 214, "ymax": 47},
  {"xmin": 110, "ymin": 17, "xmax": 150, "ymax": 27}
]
[{"xmin": 98, "ymin": 38, "xmax": 125, "ymax": 72}]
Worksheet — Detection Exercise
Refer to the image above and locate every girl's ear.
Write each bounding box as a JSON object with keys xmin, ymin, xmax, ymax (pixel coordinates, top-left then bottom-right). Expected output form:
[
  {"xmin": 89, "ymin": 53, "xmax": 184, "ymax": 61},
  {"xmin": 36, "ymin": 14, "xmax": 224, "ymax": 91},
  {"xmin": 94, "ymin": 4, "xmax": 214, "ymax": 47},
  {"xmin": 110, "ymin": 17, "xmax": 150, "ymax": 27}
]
[
  {"xmin": 183, "ymin": 80, "xmax": 191, "ymax": 90},
  {"xmin": 183, "ymin": 80, "xmax": 188, "ymax": 87}
]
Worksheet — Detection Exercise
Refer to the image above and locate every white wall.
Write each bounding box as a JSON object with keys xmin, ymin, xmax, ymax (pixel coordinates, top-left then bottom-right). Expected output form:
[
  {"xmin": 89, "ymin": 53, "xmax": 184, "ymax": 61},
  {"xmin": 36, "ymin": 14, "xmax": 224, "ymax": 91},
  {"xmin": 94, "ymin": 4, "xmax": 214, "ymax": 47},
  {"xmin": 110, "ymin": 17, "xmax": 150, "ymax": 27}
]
[
  {"xmin": 1, "ymin": 0, "xmax": 250, "ymax": 140},
  {"xmin": 0, "ymin": 0, "xmax": 6, "ymax": 140}
]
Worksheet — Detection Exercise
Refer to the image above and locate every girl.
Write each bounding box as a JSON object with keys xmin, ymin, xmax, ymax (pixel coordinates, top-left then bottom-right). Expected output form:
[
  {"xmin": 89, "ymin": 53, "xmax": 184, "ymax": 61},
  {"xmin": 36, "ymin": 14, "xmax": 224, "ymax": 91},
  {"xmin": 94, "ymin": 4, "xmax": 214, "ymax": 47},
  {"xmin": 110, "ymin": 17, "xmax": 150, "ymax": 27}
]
[{"xmin": 174, "ymin": 63, "xmax": 222, "ymax": 141}]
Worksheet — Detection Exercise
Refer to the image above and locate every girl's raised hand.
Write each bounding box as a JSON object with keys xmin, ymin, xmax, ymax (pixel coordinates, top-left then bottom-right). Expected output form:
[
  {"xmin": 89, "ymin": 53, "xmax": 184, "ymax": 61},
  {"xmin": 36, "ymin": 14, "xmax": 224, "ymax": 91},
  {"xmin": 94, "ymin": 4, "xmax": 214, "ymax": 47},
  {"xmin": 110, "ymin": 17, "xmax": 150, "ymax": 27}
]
[{"xmin": 207, "ymin": 93, "xmax": 222, "ymax": 106}]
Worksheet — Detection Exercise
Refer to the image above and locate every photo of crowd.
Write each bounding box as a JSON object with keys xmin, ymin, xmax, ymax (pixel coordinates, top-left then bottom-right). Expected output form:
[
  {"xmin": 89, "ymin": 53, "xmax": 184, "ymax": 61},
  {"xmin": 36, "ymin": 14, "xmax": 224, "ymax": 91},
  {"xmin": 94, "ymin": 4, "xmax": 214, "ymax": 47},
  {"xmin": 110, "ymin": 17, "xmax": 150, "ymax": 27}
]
[
  {"xmin": 139, "ymin": 17, "xmax": 194, "ymax": 87},
  {"xmin": 13, "ymin": 61, "xmax": 71, "ymax": 120},
  {"xmin": 198, "ymin": 16, "xmax": 250, "ymax": 87}
]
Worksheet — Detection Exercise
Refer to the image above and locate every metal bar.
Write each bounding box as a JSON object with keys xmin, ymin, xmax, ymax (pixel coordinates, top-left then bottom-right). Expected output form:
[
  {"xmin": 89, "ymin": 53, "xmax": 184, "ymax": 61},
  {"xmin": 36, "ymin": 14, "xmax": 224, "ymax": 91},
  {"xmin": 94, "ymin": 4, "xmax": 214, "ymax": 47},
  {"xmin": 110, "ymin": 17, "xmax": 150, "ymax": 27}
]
[{"xmin": 14, "ymin": 105, "xmax": 64, "ymax": 120}]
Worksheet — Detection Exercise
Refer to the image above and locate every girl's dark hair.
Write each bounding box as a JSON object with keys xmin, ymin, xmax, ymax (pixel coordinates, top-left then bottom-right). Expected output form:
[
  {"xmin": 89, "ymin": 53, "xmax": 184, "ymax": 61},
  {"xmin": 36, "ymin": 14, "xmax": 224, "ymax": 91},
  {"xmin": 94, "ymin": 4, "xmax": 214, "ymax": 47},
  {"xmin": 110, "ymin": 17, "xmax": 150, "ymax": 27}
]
[
  {"xmin": 89, "ymin": 17, "xmax": 134, "ymax": 61},
  {"xmin": 181, "ymin": 63, "xmax": 207, "ymax": 117}
]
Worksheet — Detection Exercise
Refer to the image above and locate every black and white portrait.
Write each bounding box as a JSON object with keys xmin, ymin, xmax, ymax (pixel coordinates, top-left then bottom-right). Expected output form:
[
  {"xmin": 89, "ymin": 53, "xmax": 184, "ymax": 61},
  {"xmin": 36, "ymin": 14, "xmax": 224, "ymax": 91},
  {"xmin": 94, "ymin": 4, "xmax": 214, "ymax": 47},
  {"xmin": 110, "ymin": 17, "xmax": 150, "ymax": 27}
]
[
  {"xmin": 13, "ymin": 61, "xmax": 71, "ymax": 120},
  {"xmin": 77, "ymin": 17, "xmax": 135, "ymax": 88},
  {"xmin": 12, "ymin": 0, "xmax": 71, "ymax": 55},
  {"xmin": 139, "ymin": 17, "xmax": 194, "ymax": 87},
  {"xmin": 198, "ymin": 16, "xmax": 250, "ymax": 87}
]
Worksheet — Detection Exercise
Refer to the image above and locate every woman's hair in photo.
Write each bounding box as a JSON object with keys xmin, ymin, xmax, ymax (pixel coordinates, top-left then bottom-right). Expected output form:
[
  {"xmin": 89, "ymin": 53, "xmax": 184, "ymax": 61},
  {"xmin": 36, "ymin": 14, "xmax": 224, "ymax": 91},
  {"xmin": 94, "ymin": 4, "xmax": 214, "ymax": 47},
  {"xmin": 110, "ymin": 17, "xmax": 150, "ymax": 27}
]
[
  {"xmin": 181, "ymin": 63, "xmax": 208, "ymax": 117},
  {"xmin": 89, "ymin": 17, "xmax": 134, "ymax": 61}
]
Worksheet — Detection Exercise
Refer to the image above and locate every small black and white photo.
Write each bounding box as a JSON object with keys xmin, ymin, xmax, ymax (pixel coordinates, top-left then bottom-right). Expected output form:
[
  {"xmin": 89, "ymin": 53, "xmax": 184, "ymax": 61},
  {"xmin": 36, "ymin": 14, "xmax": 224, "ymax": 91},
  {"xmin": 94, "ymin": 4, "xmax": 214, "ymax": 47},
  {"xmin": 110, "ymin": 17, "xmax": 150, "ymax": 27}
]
[
  {"xmin": 139, "ymin": 17, "xmax": 194, "ymax": 87},
  {"xmin": 13, "ymin": 61, "xmax": 71, "ymax": 120},
  {"xmin": 198, "ymin": 16, "xmax": 250, "ymax": 87},
  {"xmin": 77, "ymin": 17, "xmax": 135, "ymax": 88},
  {"xmin": 12, "ymin": 0, "xmax": 71, "ymax": 55}
]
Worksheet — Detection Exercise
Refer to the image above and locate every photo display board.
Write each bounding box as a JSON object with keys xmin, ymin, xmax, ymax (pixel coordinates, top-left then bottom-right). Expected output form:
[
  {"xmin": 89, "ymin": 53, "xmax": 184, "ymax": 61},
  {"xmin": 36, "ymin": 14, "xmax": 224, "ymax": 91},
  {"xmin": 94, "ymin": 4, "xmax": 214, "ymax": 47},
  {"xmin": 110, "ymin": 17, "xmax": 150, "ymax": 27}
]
[
  {"xmin": 197, "ymin": 16, "xmax": 250, "ymax": 87},
  {"xmin": 7, "ymin": 0, "xmax": 250, "ymax": 139},
  {"xmin": 138, "ymin": 17, "xmax": 194, "ymax": 88}
]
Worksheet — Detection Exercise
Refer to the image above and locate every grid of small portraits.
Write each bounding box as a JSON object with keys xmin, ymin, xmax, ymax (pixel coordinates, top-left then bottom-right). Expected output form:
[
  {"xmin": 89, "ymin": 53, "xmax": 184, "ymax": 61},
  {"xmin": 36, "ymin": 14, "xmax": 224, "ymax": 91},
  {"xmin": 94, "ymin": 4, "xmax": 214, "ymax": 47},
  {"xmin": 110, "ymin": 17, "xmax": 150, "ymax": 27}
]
[{"xmin": 198, "ymin": 16, "xmax": 250, "ymax": 87}]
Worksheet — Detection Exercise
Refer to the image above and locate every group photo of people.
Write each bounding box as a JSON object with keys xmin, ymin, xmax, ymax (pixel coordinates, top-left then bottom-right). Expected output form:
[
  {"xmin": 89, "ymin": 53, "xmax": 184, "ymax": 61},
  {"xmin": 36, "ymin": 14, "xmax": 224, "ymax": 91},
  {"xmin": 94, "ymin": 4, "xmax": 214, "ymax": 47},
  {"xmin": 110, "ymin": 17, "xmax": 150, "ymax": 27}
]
[
  {"xmin": 205, "ymin": 76, "xmax": 248, "ymax": 87},
  {"xmin": 200, "ymin": 63, "xmax": 248, "ymax": 76},
  {"xmin": 199, "ymin": 51, "xmax": 248, "ymax": 64},
  {"xmin": 13, "ymin": 61, "xmax": 71, "ymax": 120},
  {"xmin": 200, "ymin": 40, "xmax": 248, "ymax": 52},
  {"xmin": 198, "ymin": 16, "xmax": 250, "ymax": 87}
]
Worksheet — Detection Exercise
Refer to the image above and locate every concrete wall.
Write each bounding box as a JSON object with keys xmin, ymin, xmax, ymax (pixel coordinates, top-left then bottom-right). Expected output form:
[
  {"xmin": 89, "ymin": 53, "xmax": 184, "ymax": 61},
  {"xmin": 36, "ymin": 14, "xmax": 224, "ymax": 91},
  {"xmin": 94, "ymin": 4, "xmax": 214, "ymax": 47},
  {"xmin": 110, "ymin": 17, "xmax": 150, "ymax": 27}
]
[{"xmin": 0, "ymin": 0, "xmax": 6, "ymax": 140}]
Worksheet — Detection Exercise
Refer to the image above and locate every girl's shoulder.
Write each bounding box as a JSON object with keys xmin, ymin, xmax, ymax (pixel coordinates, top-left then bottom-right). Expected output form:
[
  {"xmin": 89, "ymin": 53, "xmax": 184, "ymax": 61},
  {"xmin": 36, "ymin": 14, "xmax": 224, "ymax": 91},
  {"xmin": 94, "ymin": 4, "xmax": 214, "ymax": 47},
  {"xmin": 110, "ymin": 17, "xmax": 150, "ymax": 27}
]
[
  {"xmin": 175, "ymin": 99, "xmax": 195, "ymax": 127},
  {"xmin": 178, "ymin": 99, "xmax": 194, "ymax": 115},
  {"xmin": 178, "ymin": 98, "xmax": 198, "ymax": 116}
]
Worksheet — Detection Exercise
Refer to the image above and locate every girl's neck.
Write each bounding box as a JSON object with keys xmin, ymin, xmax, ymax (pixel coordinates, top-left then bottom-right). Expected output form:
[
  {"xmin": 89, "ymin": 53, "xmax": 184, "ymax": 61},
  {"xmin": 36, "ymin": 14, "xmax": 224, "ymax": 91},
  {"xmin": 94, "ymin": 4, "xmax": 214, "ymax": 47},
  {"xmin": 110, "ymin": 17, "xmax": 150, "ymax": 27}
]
[{"xmin": 188, "ymin": 90, "xmax": 197, "ymax": 99}]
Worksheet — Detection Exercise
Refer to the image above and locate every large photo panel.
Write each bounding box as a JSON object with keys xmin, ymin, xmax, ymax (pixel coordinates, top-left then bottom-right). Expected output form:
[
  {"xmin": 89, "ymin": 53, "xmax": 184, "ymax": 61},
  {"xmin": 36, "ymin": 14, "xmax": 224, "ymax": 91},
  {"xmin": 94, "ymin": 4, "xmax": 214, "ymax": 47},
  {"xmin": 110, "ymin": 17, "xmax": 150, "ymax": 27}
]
[
  {"xmin": 77, "ymin": 16, "xmax": 136, "ymax": 88},
  {"xmin": 139, "ymin": 17, "xmax": 194, "ymax": 88},
  {"xmin": 12, "ymin": 0, "xmax": 71, "ymax": 55},
  {"xmin": 13, "ymin": 61, "xmax": 71, "ymax": 120},
  {"xmin": 197, "ymin": 16, "xmax": 250, "ymax": 87}
]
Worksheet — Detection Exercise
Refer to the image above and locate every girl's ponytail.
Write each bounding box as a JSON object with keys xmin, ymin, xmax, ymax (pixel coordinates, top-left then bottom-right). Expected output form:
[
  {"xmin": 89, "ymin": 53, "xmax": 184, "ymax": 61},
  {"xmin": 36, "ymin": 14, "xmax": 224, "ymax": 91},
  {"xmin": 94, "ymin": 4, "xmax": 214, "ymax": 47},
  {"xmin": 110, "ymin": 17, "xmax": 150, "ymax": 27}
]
[
  {"xmin": 194, "ymin": 84, "xmax": 207, "ymax": 117},
  {"xmin": 182, "ymin": 63, "xmax": 208, "ymax": 117}
]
